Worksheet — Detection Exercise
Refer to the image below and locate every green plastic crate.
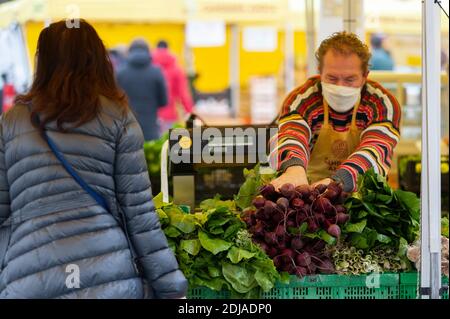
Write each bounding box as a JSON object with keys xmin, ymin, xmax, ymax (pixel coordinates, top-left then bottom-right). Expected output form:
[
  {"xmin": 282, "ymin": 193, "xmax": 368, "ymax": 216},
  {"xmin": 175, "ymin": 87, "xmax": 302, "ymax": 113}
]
[
  {"xmin": 188, "ymin": 273, "xmax": 450, "ymax": 299},
  {"xmin": 399, "ymin": 272, "xmax": 449, "ymax": 299},
  {"xmin": 188, "ymin": 287, "xmax": 230, "ymax": 299},
  {"xmin": 188, "ymin": 273, "xmax": 400, "ymax": 299},
  {"xmin": 272, "ymin": 274, "xmax": 399, "ymax": 299}
]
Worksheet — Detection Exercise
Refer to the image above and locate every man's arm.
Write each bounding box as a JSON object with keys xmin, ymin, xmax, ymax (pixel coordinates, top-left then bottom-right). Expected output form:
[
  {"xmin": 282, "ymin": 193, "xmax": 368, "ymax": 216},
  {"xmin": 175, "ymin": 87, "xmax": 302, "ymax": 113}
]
[
  {"xmin": 334, "ymin": 122, "xmax": 400, "ymax": 192},
  {"xmin": 333, "ymin": 83, "xmax": 401, "ymax": 192},
  {"xmin": 270, "ymin": 78, "xmax": 320, "ymax": 188}
]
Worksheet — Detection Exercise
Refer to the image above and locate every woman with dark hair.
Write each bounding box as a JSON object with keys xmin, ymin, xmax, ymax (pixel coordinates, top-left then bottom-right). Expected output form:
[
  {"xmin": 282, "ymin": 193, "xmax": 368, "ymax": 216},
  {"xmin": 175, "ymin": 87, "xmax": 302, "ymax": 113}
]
[{"xmin": 0, "ymin": 20, "xmax": 187, "ymax": 299}]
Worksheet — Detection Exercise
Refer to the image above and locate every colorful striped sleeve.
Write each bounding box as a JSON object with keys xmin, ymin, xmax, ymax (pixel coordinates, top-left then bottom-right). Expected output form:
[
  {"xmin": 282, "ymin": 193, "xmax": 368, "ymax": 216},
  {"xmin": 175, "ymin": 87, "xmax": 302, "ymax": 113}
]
[
  {"xmin": 334, "ymin": 80, "xmax": 401, "ymax": 192},
  {"xmin": 269, "ymin": 77, "xmax": 320, "ymax": 171}
]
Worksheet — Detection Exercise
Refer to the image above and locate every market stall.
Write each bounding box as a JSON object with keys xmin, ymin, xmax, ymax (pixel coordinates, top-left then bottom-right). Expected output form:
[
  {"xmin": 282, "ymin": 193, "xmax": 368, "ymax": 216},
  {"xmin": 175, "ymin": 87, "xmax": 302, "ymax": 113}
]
[
  {"xmin": 0, "ymin": 0, "xmax": 448, "ymax": 300},
  {"xmin": 141, "ymin": 0, "xmax": 449, "ymax": 299}
]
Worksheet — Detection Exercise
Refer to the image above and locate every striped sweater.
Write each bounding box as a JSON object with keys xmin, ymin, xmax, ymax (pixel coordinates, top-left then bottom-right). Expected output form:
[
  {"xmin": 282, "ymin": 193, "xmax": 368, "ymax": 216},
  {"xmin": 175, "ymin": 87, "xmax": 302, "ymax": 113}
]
[{"xmin": 269, "ymin": 76, "xmax": 401, "ymax": 192}]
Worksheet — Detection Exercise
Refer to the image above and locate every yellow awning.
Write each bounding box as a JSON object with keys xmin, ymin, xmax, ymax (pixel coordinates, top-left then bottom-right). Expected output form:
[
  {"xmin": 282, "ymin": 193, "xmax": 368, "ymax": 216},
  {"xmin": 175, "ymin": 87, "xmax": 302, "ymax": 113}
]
[{"xmin": 1, "ymin": 0, "xmax": 447, "ymax": 34}]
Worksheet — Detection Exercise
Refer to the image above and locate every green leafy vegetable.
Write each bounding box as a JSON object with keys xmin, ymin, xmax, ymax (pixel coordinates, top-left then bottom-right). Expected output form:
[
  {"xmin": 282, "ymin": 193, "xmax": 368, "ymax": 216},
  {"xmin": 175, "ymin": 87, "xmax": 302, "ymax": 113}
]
[
  {"xmin": 234, "ymin": 164, "xmax": 277, "ymax": 210},
  {"xmin": 198, "ymin": 231, "xmax": 233, "ymax": 255},
  {"xmin": 344, "ymin": 169, "xmax": 420, "ymax": 254},
  {"xmin": 345, "ymin": 220, "xmax": 367, "ymax": 233},
  {"xmin": 180, "ymin": 239, "xmax": 201, "ymax": 256},
  {"xmin": 200, "ymin": 194, "xmax": 236, "ymax": 212},
  {"xmin": 254, "ymin": 270, "xmax": 275, "ymax": 292},
  {"xmin": 222, "ymin": 262, "xmax": 258, "ymax": 293},
  {"xmin": 227, "ymin": 246, "xmax": 256, "ymax": 263},
  {"xmin": 155, "ymin": 193, "xmax": 282, "ymax": 298}
]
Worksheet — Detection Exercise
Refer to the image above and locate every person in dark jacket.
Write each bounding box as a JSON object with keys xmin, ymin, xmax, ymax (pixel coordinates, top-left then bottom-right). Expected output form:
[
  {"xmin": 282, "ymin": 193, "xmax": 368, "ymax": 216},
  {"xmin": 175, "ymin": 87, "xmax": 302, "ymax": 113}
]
[
  {"xmin": 117, "ymin": 39, "xmax": 168, "ymax": 141},
  {"xmin": 0, "ymin": 20, "xmax": 187, "ymax": 299}
]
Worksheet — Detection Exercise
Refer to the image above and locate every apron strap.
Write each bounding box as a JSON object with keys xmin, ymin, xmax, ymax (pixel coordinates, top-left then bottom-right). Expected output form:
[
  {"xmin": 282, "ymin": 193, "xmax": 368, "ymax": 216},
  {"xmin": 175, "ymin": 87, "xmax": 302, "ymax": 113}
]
[
  {"xmin": 323, "ymin": 99, "xmax": 360, "ymax": 128},
  {"xmin": 350, "ymin": 98, "xmax": 360, "ymax": 128},
  {"xmin": 323, "ymin": 101, "xmax": 329, "ymax": 126}
]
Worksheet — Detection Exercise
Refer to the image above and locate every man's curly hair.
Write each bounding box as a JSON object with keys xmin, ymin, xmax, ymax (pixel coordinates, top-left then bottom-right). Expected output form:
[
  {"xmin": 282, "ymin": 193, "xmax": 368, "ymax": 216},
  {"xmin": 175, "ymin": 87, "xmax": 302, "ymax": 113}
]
[{"xmin": 316, "ymin": 31, "xmax": 371, "ymax": 73}]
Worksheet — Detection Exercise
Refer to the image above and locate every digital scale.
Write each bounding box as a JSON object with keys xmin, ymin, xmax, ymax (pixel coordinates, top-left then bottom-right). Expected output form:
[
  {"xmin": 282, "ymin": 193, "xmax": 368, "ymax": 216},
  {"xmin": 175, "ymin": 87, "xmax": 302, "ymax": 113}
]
[{"xmin": 160, "ymin": 116, "xmax": 277, "ymax": 210}]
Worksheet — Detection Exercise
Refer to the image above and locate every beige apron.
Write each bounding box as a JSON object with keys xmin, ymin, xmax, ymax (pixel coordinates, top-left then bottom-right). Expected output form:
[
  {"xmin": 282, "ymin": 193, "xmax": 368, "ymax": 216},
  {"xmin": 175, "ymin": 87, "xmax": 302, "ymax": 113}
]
[{"xmin": 307, "ymin": 100, "xmax": 362, "ymax": 182}]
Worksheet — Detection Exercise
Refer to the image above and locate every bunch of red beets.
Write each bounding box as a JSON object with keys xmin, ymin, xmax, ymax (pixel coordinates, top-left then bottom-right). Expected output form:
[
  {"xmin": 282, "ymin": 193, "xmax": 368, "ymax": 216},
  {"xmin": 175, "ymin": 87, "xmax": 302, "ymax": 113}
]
[{"xmin": 242, "ymin": 182, "xmax": 349, "ymax": 276}]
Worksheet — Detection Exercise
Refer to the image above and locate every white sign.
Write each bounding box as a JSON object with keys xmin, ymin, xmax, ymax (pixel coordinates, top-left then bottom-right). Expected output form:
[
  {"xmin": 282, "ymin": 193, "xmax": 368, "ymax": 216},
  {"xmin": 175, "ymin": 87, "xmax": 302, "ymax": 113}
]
[
  {"xmin": 186, "ymin": 20, "xmax": 226, "ymax": 47},
  {"xmin": 250, "ymin": 77, "xmax": 278, "ymax": 124},
  {"xmin": 195, "ymin": 98, "xmax": 231, "ymax": 117},
  {"xmin": 0, "ymin": 24, "xmax": 31, "ymax": 93},
  {"xmin": 288, "ymin": 0, "xmax": 304, "ymax": 12},
  {"xmin": 242, "ymin": 27, "xmax": 278, "ymax": 52},
  {"xmin": 318, "ymin": 0, "xmax": 364, "ymax": 45},
  {"xmin": 318, "ymin": 0, "xmax": 343, "ymax": 45}
]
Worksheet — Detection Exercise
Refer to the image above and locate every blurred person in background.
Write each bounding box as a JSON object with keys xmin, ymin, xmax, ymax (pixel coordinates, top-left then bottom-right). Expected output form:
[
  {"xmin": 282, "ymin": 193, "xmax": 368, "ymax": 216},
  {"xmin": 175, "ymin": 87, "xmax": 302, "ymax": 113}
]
[
  {"xmin": 1, "ymin": 73, "xmax": 16, "ymax": 114},
  {"xmin": 0, "ymin": 20, "xmax": 187, "ymax": 299},
  {"xmin": 369, "ymin": 33, "xmax": 395, "ymax": 71},
  {"xmin": 152, "ymin": 40, "xmax": 194, "ymax": 134},
  {"xmin": 108, "ymin": 44, "xmax": 128, "ymax": 71},
  {"xmin": 117, "ymin": 39, "xmax": 167, "ymax": 141},
  {"xmin": 270, "ymin": 32, "xmax": 401, "ymax": 193},
  {"xmin": 441, "ymin": 50, "xmax": 448, "ymax": 71},
  {"xmin": 0, "ymin": 74, "xmax": 5, "ymax": 115}
]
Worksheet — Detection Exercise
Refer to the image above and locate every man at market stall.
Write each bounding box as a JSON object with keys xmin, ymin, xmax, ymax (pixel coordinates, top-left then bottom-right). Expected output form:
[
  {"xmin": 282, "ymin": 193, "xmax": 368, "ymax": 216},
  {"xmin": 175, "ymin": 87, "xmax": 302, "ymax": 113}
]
[{"xmin": 270, "ymin": 31, "xmax": 401, "ymax": 193}]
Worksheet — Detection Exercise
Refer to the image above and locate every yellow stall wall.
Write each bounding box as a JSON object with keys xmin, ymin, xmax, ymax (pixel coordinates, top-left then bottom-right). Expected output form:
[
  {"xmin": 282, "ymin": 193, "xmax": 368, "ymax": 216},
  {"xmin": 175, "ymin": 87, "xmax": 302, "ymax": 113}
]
[
  {"xmin": 240, "ymin": 31, "xmax": 284, "ymax": 86},
  {"xmin": 24, "ymin": 21, "xmax": 185, "ymax": 68},
  {"xmin": 24, "ymin": 21, "xmax": 43, "ymax": 69},
  {"xmin": 24, "ymin": 21, "xmax": 307, "ymax": 93},
  {"xmin": 191, "ymin": 27, "xmax": 231, "ymax": 93},
  {"xmin": 189, "ymin": 28, "xmax": 307, "ymax": 92}
]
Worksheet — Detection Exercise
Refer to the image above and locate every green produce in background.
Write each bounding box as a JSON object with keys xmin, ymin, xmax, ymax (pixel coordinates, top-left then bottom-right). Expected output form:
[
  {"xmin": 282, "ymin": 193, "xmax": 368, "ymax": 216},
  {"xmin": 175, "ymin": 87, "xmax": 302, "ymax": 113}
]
[
  {"xmin": 143, "ymin": 133, "xmax": 169, "ymax": 176},
  {"xmin": 153, "ymin": 192, "xmax": 287, "ymax": 298},
  {"xmin": 344, "ymin": 168, "xmax": 420, "ymax": 260},
  {"xmin": 398, "ymin": 154, "xmax": 449, "ymax": 214},
  {"xmin": 143, "ymin": 123, "xmax": 184, "ymax": 176},
  {"xmin": 443, "ymin": 217, "xmax": 449, "ymax": 238}
]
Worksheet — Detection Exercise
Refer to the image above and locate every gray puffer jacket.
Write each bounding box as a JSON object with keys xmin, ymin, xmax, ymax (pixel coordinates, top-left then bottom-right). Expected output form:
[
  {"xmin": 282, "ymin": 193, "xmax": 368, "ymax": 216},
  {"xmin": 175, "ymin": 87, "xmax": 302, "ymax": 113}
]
[{"xmin": 0, "ymin": 99, "xmax": 187, "ymax": 299}]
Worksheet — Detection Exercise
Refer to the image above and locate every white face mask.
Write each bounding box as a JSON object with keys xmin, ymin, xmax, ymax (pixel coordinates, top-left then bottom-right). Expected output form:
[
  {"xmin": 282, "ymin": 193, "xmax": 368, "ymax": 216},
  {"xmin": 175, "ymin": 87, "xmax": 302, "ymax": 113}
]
[{"xmin": 321, "ymin": 82, "xmax": 361, "ymax": 113}]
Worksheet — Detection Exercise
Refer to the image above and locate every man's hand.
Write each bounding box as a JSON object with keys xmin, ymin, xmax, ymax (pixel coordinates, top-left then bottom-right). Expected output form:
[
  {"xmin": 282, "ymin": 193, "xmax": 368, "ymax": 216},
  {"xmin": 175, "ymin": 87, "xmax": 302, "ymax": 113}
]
[
  {"xmin": 271, "ymin": 166, "xmax": 309, "ymax": 190},
  {"xmin": 311, "ymin": 178, "xmax": 333, "ymax": 188}
]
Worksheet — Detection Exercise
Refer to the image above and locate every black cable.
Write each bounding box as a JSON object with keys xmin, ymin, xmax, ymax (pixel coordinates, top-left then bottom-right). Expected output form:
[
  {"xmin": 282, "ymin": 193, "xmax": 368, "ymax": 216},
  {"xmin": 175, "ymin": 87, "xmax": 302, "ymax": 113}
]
[{"xmin": 435, "ymin": 0, "xmax": 450, "ymax": 19}]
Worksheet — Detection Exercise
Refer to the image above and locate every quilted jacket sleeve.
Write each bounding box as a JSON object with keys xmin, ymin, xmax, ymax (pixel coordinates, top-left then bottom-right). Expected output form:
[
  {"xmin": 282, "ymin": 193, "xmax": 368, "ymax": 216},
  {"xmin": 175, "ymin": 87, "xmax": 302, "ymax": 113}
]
[{"xmin": 114, "ymin": 111, "xmax": 187, "ymax": 299}]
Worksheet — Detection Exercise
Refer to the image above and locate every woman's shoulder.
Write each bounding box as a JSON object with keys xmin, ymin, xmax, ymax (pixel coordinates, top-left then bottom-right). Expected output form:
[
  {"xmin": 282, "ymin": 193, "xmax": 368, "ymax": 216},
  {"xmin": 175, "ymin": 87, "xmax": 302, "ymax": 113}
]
[
  {"xmin": 1, "ymin": 103, "xmax": 33, "ymax": 130},
  {"xmin": 99, "ymin": 96, "xmax": 129, "ymax": 120},
  {"xmin": 1, "ymin": 103, "xmax": 30, "ymax": 121},
  {"xmin": 98, "ymin": 96, "xmax": 138, "ymax": 131},
  {"xmin": 0, "ymin": 103, "xmax": 37, "ymax": 145}
]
